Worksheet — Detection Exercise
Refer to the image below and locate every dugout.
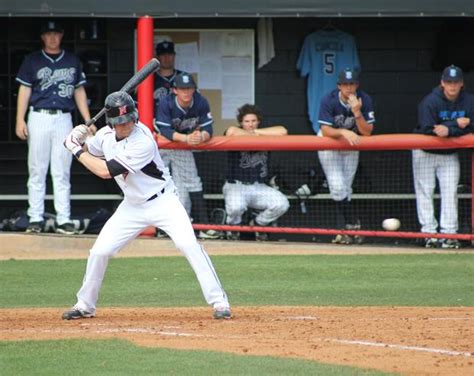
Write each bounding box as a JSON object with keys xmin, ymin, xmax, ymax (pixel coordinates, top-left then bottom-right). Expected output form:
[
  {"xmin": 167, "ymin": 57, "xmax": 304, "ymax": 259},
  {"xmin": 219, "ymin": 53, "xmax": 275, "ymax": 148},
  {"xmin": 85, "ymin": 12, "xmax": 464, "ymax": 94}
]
[{"xmin": 0, "ymin": 2, "xmax": 473, "ymax": 241}]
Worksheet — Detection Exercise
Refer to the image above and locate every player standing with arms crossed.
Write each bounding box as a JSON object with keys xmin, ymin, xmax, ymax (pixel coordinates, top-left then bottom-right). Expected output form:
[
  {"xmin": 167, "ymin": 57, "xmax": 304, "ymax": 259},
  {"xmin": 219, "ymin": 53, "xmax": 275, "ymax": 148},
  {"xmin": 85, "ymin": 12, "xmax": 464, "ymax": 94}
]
[
  {"xmin": 156, "ymin": 73, "xmax": 220, "ymax": 239},
  {"xmin": 15, "ymin": 20, "xmax": 91, "ymax": 235},
  {"xmin": 413, "ymin": 65, "xmax": 474, "ymax": 249},
  {"xmin": 62, "ymin": 91, "xmax": 231, "ymax": 320},
  {"xmin": 318, "ymin": 68, "xmax": 375, "ymax": 244}
]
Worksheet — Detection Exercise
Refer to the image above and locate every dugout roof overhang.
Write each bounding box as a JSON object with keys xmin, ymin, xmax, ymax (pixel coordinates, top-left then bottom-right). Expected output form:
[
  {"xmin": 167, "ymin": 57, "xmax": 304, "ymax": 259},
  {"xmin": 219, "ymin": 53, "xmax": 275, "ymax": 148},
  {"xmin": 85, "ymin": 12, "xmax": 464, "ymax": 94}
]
[{"xmin": 1, "ymin": 0, "xmax": 473, "ymax": 18}]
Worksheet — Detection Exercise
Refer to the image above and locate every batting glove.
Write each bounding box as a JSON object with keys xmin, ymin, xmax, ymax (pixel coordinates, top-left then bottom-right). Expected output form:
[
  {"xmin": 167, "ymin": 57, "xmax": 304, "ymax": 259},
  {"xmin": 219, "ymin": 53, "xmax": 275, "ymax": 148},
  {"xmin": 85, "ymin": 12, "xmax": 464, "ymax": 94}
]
[
  {"xmin": 71, "ymin": 124, "xmax": 89, "ymax": 145},
  {"xmin": 64, "ymin": 132, "xmax": 84, "ymax": 158}
]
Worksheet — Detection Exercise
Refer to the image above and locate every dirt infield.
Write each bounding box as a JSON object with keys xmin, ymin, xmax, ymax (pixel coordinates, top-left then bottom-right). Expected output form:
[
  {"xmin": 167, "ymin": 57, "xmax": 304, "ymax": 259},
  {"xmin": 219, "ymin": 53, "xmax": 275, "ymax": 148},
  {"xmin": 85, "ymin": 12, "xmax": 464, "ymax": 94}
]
[
  {"xmin": 1, "ymin": 233, "xmax": 471, "ymax": 260},
  {"xmin": 1, "ymin": 233, "xmax": 473, "ymax": 375},
  {"xmin": 1, "ymin": 307, "xmax": 473, "ymax": 375}
]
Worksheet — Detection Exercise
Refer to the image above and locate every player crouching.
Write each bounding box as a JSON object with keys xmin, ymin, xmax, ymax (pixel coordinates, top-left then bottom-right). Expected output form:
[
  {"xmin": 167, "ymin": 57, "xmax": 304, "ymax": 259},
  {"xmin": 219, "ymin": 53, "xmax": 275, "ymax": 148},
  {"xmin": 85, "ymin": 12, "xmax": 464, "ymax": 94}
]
[{"xmin": 62, "ymin": 91, "xmax": 231, "ymax": 320}]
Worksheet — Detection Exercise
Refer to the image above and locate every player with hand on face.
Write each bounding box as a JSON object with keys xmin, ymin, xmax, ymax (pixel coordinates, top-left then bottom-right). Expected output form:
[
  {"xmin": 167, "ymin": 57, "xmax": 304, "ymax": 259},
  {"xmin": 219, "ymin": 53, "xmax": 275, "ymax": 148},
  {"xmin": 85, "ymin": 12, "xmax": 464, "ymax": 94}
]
[
  {"xmin": 223, "ymin": 104, "xmax": 289, "ymax": 241},
  {"xmin": 62, "ymin": 91, "xmax": 231, "ymax": 320},
  {"xmin": 318, "ymin": 68, "xmax": 375, "ymax": 244},
  {"xmin": 156, "ymin": 73, "xmax": 220, "ymax": 239},
  {"xmin": 413, "ymin": 65, "xmax": 474, "ymax": 249}
]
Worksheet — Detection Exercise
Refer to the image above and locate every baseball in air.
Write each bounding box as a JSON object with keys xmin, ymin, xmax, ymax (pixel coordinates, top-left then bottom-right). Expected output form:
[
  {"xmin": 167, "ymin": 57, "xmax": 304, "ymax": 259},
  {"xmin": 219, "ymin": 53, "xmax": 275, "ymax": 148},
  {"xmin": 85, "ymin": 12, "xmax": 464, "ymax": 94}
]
[{"xmin": 382, "ymin": 218, "xmax": 401, "ymax": 231}]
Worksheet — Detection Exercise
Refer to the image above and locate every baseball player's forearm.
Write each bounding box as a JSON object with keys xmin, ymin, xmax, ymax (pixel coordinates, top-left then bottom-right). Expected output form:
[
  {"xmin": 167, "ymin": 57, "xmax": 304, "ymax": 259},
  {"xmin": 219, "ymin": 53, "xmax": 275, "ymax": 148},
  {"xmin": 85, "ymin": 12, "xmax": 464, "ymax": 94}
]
[
  {"xmin": 16, "ymin": 85, "xmax": 31, "ymax": 121},
  {"xmin": 255, "ymin": 126, "xmax": 288, "ymax": 136},
  {"xmin": 225, "ymin": 125, "xmax": 288, "ymax": 137},
  {"xmin": 355, "ymin": 118, "xmax": 373, "ymax": 136},
  {"xmin": 320, "ymin": 125, "xmax": 346, "ymax": 139},
  {"xmin": 77, "ymin": 151, "xmax": 112, "ymax": 179},
  {"xmin": 74, "ymin": 86, "xmax": 91, "ymax": 122}
]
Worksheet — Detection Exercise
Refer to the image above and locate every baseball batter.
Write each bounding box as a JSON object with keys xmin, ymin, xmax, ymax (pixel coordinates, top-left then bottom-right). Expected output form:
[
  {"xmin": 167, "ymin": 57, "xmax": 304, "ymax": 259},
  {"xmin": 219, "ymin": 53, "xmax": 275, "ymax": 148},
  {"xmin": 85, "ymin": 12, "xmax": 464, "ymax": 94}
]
[
  {"xmin": 15, "ymin": 20, "xmax": 91, "ymax": 235},
  {"xmin": 413, "ymin": 65, "xmax": 474, "ymax": 249},
  {"xmin": 223, "ymin": 104, "xmax": 289, "ymax": 241},
  {"xmin": 62, "ymin": 91, "xmax": 231, "ymax": 320},
  {"xmin": 318, "ymin": 68, "xmax": 375, "ymax": 244},
  {"xmin": 156, "ymin": 73, "xmax": 220, "ymax": 239}
]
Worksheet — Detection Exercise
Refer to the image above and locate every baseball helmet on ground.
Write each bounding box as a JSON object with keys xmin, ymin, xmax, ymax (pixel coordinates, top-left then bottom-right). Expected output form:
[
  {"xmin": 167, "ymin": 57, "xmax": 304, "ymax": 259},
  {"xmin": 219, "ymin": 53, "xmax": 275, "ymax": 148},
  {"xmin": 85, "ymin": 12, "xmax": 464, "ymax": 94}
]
[{"xmin": 104, "ymin": 91, "xmax": 138, "ymax": 126}]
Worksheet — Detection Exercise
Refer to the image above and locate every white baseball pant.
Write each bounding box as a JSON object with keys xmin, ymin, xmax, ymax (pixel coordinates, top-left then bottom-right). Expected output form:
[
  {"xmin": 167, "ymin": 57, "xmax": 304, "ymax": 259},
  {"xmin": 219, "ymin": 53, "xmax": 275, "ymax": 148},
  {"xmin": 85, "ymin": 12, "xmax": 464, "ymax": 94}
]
[
  {"xmin": 223, "ymin": 181, "xmax": 289, "ymax": 225},
  {"xmin": 75, "ymin": 185, "xmax": 229, "ymax": 311},
  {"xmin": 160, "ymin": 149, "xmax": 203, "ymax": 215},
  {"xmin": 318, "ymin": 150, "xmax": 359, "ymax": 201},
  {"xmin": 27, "ymin": 110, "xmax": 73, "ymax": 225},
  {"xmin": 412, "ymin": 149, "xmax": 459, "ymax": 234}
]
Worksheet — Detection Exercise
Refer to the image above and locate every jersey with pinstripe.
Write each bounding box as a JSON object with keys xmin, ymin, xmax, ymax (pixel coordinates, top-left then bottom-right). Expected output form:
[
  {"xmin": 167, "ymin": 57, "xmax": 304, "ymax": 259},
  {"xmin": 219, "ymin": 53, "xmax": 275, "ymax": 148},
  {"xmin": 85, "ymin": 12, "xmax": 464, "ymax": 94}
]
[
  {"xmin": 16, "ymin": 50, "xmax": 86, "ymax": 111},
  {"xmin": 297, "ymin": 30, "xmax": 360, "ymax": 134},
  {"xmin": 87, "ymin": 121, "xmax": 171, "ymax": 204}
]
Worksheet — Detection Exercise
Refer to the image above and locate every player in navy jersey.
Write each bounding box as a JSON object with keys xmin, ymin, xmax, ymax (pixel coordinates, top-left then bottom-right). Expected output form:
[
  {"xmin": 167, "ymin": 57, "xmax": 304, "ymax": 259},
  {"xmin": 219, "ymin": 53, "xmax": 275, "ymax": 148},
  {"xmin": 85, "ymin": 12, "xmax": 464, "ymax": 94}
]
[
  {"xmin": 318, "ymin": 68, "xmax": 375, "ymax": 245},
  {"xmin": 413, "ymin": 65, "xmax": 474, "ymax": 249},
  {"xmin": 223, "ymin": 104, "xmax": 289, "ymax": 241},
  {"xmin": 15, "ymin": 19, "xmax": 91, "ymax": 235},
  {"xmin": 153, "ymin": 41, "xmax": 184, "ymax": 132},
  {"xmin": 156, "ymin": 73, "xmax": 220, "ymax": 239}
]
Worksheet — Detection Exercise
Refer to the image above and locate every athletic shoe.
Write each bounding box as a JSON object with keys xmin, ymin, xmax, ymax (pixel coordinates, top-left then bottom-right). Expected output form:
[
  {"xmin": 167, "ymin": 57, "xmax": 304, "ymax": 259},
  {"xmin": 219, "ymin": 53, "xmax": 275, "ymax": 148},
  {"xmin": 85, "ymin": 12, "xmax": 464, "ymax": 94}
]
[
  {"xmin": 226, "ymin": 231, "xmax": 240, "ymax": 241},
  {"xmin": 62, "ymin": 306, "xmax": 96, "ymax": 320},
  {"xmin": 346, "ymin": 222, "xmax": 364, "ymax": 244},
  {"xmin": 440, "ymin": 239, "xmax": 461, "ymax": 249},
  {"xmin": 255, "ymin": 231, "xmax": 268, "ymax": 242},
  {"xmin": 424, "ymin": 238, "xmax": 439, "ymax": 248},
  {"xmin": 213, "ymin": 306, "xmax": 232, "ymax": 320},
  {"xmin": 198, "ymin": 229, "xmax": 222, "ymax": 240},
  {"xmin": 55, "ymin": 222, "xmax": 76, "ymax": 235},
  {"xmin": 332, "ymin": 234, "xmax": 353, "ymax": 245},
  {"xmin": 249, "ymin": 219, "xmax": 268, "ymax": 241},
  {"xmin": 26, "ymin": 221, "xmax": 43, "ymax": 233}
]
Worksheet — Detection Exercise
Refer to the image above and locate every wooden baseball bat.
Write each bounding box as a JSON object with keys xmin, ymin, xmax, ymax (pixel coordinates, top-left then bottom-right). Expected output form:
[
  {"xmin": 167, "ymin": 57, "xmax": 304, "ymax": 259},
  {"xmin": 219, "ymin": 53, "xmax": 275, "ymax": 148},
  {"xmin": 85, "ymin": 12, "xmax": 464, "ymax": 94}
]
[{"xmin": 85, "ymin": 58, "xmax": 160, "ymax": 127}]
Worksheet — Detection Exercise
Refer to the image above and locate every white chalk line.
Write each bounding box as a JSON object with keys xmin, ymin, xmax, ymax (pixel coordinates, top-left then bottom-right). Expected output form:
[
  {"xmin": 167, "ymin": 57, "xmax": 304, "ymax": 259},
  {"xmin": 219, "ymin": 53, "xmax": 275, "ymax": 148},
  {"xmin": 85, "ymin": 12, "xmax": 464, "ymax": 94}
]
[
  {"xmin": 285, "ymin": 316, "xmax": 474, "ymax": 322},
  {"xmin": 0, "ymin": 327, "xmax": 208, "ymax": 338},
  {"xmin": 331, "ymin": 339, "xmax": 473, "ymax": 357},
  {"xmin": 2, "ymin": 327, "xmax": 472, "ymax": 358}
]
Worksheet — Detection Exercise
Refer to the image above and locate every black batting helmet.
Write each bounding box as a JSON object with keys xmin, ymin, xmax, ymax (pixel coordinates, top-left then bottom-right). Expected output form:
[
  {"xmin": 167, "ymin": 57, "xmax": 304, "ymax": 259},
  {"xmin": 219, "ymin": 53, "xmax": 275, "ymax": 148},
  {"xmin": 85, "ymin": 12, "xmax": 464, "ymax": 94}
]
[{"xmin": 104, "ymin": 91, "xmax": 138, "ymax": 126}]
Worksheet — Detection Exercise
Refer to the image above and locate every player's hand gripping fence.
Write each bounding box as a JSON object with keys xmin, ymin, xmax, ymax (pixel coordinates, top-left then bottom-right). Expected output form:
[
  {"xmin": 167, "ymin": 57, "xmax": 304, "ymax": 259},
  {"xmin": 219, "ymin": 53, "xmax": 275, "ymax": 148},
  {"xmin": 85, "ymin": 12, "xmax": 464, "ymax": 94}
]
[{"xmin": 157, "ymin": 133, "xmax": 474, "ymax": 245}]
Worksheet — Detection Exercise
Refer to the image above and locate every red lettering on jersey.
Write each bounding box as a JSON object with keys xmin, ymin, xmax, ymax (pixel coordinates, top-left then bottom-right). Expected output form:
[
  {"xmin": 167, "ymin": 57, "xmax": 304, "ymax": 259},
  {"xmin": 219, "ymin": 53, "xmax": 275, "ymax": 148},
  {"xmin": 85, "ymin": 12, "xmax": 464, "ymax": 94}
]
[{"xmin": 119, "ymin": 105, "xmax": 127, "ymax": 116}]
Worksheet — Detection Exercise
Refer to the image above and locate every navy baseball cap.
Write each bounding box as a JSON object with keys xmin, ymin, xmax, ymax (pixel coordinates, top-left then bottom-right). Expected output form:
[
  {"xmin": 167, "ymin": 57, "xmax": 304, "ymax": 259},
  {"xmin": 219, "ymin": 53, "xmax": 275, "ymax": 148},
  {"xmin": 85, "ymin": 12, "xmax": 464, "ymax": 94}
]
[
  {"xmin": 41, "ymin": 20, "xmax": 64, "ymax": 34},
  {"xmin": 441, "ymin": 65, "xmax": 463, "ymax": 81},
  {"xmin": 155, "ymin": 41, "xmax": 175, "ymax": 55},
  {"xmin": 338, "ymin": 68, "xmax": 359, "ymax": 84},
  {"xmin": 174, "ymin": 74, "xmax": 196, "ymax": 89}
]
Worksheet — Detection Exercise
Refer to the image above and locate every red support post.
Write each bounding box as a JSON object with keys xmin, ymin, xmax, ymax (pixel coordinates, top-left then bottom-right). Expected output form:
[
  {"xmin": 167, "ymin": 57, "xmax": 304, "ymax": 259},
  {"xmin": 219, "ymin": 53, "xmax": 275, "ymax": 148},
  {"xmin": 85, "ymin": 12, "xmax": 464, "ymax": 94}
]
[{"xmin": 136, "ymin": 16, "xmax": 154, "ymax": 131}]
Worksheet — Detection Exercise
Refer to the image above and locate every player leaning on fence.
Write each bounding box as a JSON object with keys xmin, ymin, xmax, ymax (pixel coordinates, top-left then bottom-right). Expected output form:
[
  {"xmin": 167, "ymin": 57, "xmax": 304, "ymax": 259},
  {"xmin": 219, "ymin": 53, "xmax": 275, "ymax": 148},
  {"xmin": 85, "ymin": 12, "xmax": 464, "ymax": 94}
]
[
  {"xmin": 223, "ymin": 104, "xmax": 289, "ymax": 241},
  {"xmin": 317, "ymin": 68, "xmax": 375, "ymax": 245},
  {"xmin": 413, "ymin": 65, "xmax": 474, "ymax": 249},
  {"xmin": 156, "ymin": 73, "xmax": 220, "ymax": 240}
]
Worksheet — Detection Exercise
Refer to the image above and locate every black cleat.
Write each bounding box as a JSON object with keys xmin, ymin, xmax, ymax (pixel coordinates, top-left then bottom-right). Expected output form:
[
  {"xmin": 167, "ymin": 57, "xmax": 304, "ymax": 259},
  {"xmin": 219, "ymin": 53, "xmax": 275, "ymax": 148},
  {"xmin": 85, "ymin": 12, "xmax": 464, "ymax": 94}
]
[{"xmin": 62, "ymin": 306, "xmax": 95, "ymax": 320}]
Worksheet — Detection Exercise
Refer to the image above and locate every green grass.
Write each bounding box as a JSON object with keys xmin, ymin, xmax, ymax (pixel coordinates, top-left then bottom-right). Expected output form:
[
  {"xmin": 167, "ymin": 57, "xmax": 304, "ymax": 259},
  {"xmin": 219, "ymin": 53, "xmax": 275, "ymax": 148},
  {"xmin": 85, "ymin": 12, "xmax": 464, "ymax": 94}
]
[
  {"xmin": 2, "ymin": 254, "xmax": 469, "ymax": 375},
  {"xmin": 1, "ymin": 254, "xmax": 473, "ymax": 308},
  {"xmin": 0, "ymin": 339, "xmax": 392, "ymax": 376}
]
